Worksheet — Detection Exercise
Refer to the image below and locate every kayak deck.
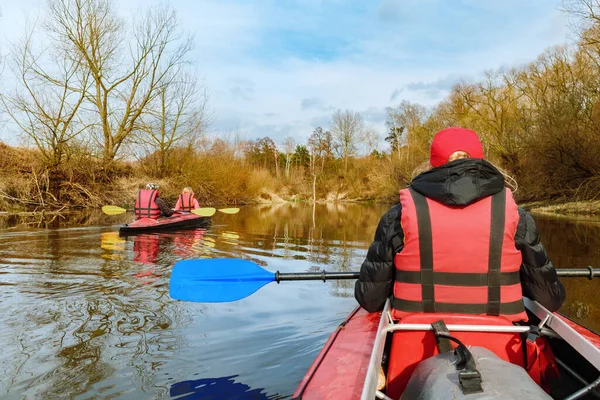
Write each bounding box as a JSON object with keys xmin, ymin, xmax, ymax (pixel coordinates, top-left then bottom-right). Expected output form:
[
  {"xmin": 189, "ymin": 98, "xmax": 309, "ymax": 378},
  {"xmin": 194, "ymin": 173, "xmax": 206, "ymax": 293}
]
[
  {"xmin": 293, "ymin": 307, "xmax": 379, "ymax": 399},
  {"xmin": 119, "ymin": 213, "xmax": 211, "ymax": 235},
  {"xmin": 293, "ymin": 298, "xmax": 600, "ymax": 399}
]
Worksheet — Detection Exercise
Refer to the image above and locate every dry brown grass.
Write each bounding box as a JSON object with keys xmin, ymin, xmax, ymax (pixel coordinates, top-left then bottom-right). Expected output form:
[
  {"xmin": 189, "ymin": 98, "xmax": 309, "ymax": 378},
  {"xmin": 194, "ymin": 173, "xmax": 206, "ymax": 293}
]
[
  {"xmin": 525, "ymin": 200, "xmax": 600, "ymax": 215},
  {"xmin": 246, "ymin": 168, "xmax": 281, "ymax": 198}
]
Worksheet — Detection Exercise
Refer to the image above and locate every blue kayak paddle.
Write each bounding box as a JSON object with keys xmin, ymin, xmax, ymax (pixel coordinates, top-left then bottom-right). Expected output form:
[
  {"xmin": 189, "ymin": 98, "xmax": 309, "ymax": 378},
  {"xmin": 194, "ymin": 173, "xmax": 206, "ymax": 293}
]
[
  {"xmin": 168, "ymin": 258, "xmax": 599, "ymax": 303},
  {"xmin": 169, "ymin": 258, "xmax": 359, "ymax": 303}
]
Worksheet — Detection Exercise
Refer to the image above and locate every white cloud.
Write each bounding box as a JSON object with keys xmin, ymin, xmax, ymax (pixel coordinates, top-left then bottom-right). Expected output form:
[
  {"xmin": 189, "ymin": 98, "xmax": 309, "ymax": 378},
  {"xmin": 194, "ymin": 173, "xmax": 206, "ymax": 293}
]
[{"xmin": 0, "ymin": 0, "xmax": 573, "ymax": 151}]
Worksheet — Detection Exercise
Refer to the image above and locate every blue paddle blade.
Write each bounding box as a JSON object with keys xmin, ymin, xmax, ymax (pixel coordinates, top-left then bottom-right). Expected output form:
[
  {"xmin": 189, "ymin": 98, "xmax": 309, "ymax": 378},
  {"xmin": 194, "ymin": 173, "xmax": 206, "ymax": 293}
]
[{"xmin": 169, "ymin": 258, "xmax": 276, "ymax": 303}]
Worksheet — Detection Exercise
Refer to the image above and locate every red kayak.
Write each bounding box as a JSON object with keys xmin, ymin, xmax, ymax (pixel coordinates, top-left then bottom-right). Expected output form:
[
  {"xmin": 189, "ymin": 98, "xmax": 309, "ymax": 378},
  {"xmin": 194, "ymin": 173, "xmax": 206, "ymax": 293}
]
[
  {"xmin": 293, "ymin": 298, "xmax": 600, "ymax": 399},
  {"xmin": 119, "ymin": 213, "xmax": 211, "ymax": 235}
]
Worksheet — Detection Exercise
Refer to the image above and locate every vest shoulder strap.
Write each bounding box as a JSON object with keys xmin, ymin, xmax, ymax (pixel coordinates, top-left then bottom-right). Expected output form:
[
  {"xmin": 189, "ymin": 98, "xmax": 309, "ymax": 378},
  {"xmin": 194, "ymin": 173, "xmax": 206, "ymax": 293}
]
[
  {"xmin": 487, "ymin": 187, "xmax": 506, "ymax": 316},
  {"xmin": 408, "ymin": 187, "xmax": 434, "ymax": 313}
]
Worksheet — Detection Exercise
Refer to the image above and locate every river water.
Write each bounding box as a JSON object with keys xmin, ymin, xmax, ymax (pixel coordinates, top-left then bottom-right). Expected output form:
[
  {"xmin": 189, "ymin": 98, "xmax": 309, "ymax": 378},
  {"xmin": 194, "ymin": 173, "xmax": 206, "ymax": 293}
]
[{"xmin": 0, "ymin": 204, "xmax": 597, "ymax": 399}]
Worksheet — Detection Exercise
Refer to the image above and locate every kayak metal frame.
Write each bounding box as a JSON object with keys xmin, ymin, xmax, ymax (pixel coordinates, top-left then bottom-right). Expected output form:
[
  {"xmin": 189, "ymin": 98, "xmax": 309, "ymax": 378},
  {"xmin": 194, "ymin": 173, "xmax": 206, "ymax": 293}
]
[
  {"xmin": 564, "ymin": 377, "xmax": 600, "ymax": 400},
  {"xmin": 524, "ymin": 298, "xmax": 600, "ymax": 400},
  {"xmin": 524, "ymin": 298, "xmax": 600, "ymax": 371},
  {"xmin": 556, "ymin": 357, "xmax": 600, "ymax": 399},
  {"xmin": 361, "ymin": 297, "xmax": 600, "ymax": 400},
  {"xmin": 385, "ymin": 323, "xmax": 531, "ymax": 333}
]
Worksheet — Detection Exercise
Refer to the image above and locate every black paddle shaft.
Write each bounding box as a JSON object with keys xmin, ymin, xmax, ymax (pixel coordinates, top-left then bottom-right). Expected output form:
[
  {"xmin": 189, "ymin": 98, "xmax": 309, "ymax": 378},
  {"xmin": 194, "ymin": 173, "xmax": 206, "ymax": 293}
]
[
  {"xmin": 275, "ymin": 271, "xmax": 360, "ymax": 282},
  {"xmin": 557, "ymin": 266, "xmax": 598, "ymax": 279},
  {"xmin": 274, "ymin": 267, "xmax": 598, "ymax": 283}
]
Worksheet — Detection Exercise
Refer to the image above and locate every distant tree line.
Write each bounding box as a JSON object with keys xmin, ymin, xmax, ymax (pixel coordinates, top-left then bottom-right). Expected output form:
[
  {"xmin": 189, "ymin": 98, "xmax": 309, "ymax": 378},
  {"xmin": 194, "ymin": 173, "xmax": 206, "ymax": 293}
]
[{"xmin": 1, "ymin": 0, "xmax": 600, "ymax": 208}]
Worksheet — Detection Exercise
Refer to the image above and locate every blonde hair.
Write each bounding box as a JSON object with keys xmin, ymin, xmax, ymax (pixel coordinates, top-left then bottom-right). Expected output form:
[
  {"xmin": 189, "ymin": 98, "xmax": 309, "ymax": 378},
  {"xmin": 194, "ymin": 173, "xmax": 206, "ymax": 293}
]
[
  {"xmin": 182, "ymin": 187, "xmax": 194, "ymax": 194},
  {"xmin": 447, "ymin": 151, "xmax": 470, "ymax": 162},
  {"xmin": 410, "ymin": 152, "xmax": 518, "ymax": 193}
]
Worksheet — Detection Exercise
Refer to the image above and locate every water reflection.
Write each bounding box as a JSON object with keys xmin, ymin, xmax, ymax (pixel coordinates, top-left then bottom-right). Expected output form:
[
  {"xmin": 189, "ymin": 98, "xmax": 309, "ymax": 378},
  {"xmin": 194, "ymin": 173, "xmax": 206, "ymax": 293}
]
[
  {"xmin": 0, "ymin": 204, "xmax": 598, "ymax": 399},
  {"xmin": 133, "ymin": 234, "xmax": 160, "ymax": 265},
  {"xmin": 0, "ymin": 210, "xmax": 129, "ymax": 231},
  {"xmin": 0, "ymin": 220, "xmax": 196, "ymax": 398},
  {"xmin": 533, "ymin": 213, "xmax": 600, "ymax": 332}
]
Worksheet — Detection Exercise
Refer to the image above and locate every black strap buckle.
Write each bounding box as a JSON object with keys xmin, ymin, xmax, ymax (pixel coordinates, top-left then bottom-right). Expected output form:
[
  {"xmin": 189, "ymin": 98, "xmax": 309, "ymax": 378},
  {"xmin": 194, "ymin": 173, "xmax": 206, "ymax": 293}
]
[
  {"xmin": 527, "ymin": 325, "xmax": 541, "ymax": 343},
  {"xmin": 431, "ymin": 320, "xmax": 453, "ymax": 353},
  {"xmin": 434, "ymin": 331, "xmax": 484, "ymax": 395},
  {"xmin": 459, "ymin": 370, "xmax": 483, "ymax": 394}
]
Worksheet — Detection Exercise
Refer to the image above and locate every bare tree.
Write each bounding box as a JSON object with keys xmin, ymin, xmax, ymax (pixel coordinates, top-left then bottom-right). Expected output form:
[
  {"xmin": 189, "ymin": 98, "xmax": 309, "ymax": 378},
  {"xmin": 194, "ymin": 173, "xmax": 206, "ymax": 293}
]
[
  {"xmin": 282, "ymin": 136, "xmax": 295, "ymax": 179},
  {"xmin": 386, "ymin": 101, "xmax": 430, "ymax": 164},
  {"xmin": 561, "ymin": 0, "xmax": 600, "ymax": 81},
  {"xmin": 308, "ymin": 127, "xmax": 332, "ymax": 173},
  {"xmin": 453, "ymin": 69, "xmax": 530, "ymax": 170},
  {"xmin": 562, "ymin": 0, "xmax": 600, "ymax": 44},
  {"xmin": 45, "ymin": 0, "xmax": 193, "ymax": 165},
  {"xmin": 136, "ymin": 70, "xmax": 209, "ymax": 176},
  {"xmin": 386, "ymin": 101, "xmax": 428, "ymax": 143},
  {"xmin": 0, "ymin": 28, "xmax": 89, "ymax": 171},
  {"xmin": 362, "ymin": 126, "xmax": 380, "ymax": 155},
  {"xmin": 330, "ymin": 109, "xmax": 364, "ymax": 173}
]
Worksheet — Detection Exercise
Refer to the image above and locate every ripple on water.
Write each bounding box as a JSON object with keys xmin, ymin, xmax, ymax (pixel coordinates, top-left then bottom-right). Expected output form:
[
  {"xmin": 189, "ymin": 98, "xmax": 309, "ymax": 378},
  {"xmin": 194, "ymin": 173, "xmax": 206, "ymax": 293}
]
[{"xmin": 0, "ymin": 205, "xmax": 597, "ymax": 399}]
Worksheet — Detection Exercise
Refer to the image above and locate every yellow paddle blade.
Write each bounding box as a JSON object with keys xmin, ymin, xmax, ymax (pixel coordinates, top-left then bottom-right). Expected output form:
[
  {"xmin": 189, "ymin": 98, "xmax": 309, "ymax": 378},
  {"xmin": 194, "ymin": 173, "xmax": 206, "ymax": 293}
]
[
  {"xmin": 192, "ymin": 207, "xmax": 217, "ymax": 217},
  {"xmin": 102, "ymin": 205, "xmax": 128, "ymax": 215},
  {"xmin": 218, "ymin": 208, "xmax": 240, "ymax": 214}
]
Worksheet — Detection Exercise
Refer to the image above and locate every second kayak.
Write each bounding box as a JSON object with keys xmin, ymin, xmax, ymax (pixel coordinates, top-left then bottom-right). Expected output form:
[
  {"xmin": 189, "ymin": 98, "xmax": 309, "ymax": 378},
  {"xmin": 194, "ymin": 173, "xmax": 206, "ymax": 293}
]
[{"xmin": 119, "ymin": 213, "xmax": 211, "ymax": 235}]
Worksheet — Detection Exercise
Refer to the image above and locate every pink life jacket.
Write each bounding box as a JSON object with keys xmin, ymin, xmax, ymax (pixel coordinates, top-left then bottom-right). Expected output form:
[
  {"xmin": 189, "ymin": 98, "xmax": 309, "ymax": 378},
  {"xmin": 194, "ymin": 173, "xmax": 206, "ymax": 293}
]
[
  {"xmin": 134, "ymin": 189, "xmax": 161, "ymax": 219},
  {"xmin": 178, "ymin": 193, "xmax": 197, "ymax": 212}
]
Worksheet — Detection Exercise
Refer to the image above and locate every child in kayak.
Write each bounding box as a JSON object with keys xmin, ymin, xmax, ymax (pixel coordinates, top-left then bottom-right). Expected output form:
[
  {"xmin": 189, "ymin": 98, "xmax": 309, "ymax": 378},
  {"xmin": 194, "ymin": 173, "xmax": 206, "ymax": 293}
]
[
  {"xmin": 355, "ymin": 127, "xmax": 565, "ymax": 319},
  {"xmin": 174, "ymin": 187, "xmax": 200, "ymax": 212}
]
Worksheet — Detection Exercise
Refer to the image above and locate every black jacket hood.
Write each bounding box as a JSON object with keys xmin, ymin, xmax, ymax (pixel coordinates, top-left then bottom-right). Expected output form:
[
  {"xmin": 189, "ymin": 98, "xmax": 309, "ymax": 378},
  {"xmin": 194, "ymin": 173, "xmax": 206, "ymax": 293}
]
[{"xmin": 410, "ymin": 158, "xmax": 505, "ymax": 206}]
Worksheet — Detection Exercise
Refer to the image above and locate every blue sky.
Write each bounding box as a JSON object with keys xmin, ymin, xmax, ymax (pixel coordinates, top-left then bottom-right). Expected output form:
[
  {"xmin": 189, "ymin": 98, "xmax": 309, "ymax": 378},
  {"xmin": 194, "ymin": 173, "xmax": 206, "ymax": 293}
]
[{"xmin": 0, "ymin": 0, "xmax": 571, "ymax": 150}]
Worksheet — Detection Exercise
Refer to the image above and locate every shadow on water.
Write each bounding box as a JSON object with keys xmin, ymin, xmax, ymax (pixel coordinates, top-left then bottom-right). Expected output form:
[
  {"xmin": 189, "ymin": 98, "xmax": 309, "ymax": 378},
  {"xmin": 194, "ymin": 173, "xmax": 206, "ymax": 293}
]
[
  {"xmin": 0, "ymin": 204, "xmax": 598, "ymax": 399},
  {"xmin": 169, "ymin": 375, "xmax": 285, "ymax": 400}
]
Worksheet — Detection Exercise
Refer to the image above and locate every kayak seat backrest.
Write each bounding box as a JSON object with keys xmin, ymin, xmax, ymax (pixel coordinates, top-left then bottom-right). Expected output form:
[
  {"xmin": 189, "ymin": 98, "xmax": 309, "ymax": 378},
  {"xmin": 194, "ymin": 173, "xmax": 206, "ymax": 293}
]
[{"xmin": 386, "ymin": 313, "xmax": 525, "ymax": 400}]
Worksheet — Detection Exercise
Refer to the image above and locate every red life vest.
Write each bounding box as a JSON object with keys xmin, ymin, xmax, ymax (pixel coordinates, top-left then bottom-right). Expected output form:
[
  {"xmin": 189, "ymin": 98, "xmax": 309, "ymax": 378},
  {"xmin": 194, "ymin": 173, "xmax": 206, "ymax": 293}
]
[
  {"xmin": 392, "ymin": 187, "xmax": 527, "ymax": 322},
  {"xmin": 134, "ymin": 189, "xmax": 161, "ymax": 219},
  {"xmin": 179, "ymin": 193, "xmax": 196, "ymax": 212}
]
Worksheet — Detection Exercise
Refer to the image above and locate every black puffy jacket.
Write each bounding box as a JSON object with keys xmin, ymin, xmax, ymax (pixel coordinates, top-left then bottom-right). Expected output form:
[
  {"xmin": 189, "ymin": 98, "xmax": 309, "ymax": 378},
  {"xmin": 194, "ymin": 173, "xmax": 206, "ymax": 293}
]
[{"xmin": 354, "ymin": 158, "xmax": 566, "ymax": 313}]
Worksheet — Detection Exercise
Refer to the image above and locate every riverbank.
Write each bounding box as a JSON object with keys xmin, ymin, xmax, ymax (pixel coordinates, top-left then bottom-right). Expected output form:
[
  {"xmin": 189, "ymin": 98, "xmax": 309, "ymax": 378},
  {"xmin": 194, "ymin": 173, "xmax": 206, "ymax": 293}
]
[
  {"xmin": 521, "ymin": 200, "xmax": 600, "ymax": 216},
  {"xmin": 0, "ymin": 141, "xmax": 403, "ymax": 213},
  {"xmin": 0, "ymin": 187, "xmax": 385, "ymax": 215},
  {"xmin": 4, "ymin": 192, "xmax": 600, "ymax": 217}
]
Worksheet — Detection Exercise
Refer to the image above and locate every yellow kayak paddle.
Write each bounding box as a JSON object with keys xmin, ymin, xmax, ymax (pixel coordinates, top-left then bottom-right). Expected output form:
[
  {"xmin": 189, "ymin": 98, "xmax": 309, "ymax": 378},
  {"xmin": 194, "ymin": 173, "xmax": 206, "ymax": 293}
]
[{"xmin": 101, "ymin": 205, "xmax": 239, "ymax": 217}]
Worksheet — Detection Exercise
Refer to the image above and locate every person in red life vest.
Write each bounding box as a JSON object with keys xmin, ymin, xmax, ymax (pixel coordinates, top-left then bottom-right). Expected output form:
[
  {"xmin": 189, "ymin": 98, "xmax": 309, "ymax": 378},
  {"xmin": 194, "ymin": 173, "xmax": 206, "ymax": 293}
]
[
  {"xmin": 134, "ymin": 183, "xmax": 174, "ymax": 219},
  {"xmin": 355, "ymin": 127, "xmax": 565, "ymax": 320},
  {"xmin": 174, "ymin": 187, "xmax": 200, "ymax": 212}
]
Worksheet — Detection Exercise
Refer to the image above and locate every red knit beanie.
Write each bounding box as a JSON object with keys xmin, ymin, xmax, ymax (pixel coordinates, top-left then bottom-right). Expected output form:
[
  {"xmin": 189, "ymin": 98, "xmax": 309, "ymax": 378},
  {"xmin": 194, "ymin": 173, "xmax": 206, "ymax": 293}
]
[{"xmin": 430, "ymin": 127, "xmax": 484, "ymax": 167}]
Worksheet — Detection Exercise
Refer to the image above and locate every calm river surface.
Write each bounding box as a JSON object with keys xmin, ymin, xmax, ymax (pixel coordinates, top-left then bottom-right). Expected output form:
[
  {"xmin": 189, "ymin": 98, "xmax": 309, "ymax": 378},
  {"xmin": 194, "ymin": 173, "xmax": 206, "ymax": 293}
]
[{"xmin": 0, "ymin": 204, "xmax": 598, "ymax": 399}]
